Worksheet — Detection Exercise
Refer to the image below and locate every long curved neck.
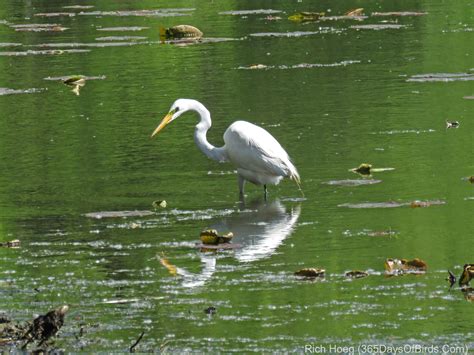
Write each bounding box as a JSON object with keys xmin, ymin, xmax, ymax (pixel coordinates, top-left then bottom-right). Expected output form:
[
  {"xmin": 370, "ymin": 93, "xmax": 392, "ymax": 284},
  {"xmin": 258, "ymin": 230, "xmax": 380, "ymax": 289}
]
[{"xmin": 192, "ymin": 102, "xmax": 228, "ymax": 163}]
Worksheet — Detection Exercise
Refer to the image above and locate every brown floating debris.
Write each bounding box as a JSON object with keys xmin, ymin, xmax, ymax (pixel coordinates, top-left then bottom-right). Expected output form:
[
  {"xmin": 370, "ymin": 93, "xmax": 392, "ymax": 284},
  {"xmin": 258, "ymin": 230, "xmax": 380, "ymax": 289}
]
[
  {"xmin": 160, "ymin": 25, "xmax": 203, "ymax": 39},
  {"xmin": 385, "ymin": 258, "xmax": 427, "ymax": 275},
  {"xmin": 288, "ymin": 12, "xmax": 325, "ymax": 22},
  {"xmin": 294, "ymin": 268, "xmax": 325, "ymax": 278},
  {"xmin": 468, "ymin": 176, "xmax": 474, "ymax": 183},
  {"xmin": 345, "ymin": 270, "xmax": 369, "ymax": 279},
  {"xmin": 159, "ymin": 254, "xmax": 177, "ymax": 276},
  {"xmin": 200, "ymin": 229, "xmax": 233, "ymax": 245},
  {"xmin": 0, "ymin": 239, "xmax": 20, "ymax": 248},
  {"xmin": 459, "ymin": 264, "xmax": 473, "ymax": 287}
]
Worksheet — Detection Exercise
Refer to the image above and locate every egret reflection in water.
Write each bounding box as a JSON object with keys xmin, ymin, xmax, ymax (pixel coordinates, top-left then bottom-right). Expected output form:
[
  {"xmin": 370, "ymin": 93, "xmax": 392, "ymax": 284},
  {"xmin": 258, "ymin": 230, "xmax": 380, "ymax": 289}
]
[{"xmin": 178, "ymin": 199, "xmax": 301, "ymax": 288}]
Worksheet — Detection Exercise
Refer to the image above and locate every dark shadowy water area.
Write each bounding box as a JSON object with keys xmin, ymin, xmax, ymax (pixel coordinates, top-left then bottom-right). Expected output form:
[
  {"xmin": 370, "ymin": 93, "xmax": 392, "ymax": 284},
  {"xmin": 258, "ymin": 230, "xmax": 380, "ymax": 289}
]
[{"xmin": 0, "ymin": 0, "xmax": 473, "ymax": 352}]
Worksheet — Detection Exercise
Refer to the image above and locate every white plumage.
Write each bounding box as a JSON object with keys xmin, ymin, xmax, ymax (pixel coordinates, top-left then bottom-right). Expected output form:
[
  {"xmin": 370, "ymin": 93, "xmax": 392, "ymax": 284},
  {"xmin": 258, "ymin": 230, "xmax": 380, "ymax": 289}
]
[{"xmin": 151, "ymin": 99, "xmax": 300, "ymax": 196}]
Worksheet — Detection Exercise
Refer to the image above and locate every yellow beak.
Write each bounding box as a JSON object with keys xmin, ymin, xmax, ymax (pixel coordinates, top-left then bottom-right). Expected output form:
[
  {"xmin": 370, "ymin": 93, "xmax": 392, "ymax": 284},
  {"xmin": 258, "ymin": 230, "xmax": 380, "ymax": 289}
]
[{"xmin": 151, "ymin": 112, "xmax": 174, "ymax": 138}]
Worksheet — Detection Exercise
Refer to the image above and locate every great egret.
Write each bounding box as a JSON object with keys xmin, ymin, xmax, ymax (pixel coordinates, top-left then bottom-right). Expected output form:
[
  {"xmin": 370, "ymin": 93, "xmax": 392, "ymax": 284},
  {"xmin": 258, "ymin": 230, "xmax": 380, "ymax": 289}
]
[{"xmin": 151, "ymin": 99, "xmax": 300, "ymax": 197}]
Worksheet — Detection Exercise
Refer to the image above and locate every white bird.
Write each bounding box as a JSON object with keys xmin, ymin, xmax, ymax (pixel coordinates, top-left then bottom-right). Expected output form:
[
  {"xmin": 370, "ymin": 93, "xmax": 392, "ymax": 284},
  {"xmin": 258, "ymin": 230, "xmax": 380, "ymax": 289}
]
[{"xmin": 151, "ymin": 99, "xmax": 301, "ymax": 198}]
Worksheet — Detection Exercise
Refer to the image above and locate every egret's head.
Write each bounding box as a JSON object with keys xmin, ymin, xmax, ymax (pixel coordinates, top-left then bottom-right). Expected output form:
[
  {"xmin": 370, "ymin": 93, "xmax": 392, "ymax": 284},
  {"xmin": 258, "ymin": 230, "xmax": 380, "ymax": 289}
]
[{"xmin": 151, "ymin": 99, "xmax": 193, "ymax": 137}]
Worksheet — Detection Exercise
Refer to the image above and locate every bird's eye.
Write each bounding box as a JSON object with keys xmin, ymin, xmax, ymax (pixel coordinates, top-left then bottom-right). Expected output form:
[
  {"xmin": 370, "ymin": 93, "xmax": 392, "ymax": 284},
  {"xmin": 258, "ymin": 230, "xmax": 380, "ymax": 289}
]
[{"xmin": 174, "ymin": 107, "xmax": 179, "ymax": 112}]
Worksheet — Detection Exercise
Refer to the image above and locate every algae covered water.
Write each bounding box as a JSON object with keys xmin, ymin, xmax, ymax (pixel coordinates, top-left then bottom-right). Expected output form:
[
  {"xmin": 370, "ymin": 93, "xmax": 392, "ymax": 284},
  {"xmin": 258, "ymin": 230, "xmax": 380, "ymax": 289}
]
[{"xmin": 0, "ymin": 0, "xmax": 473, "ymax": 352}]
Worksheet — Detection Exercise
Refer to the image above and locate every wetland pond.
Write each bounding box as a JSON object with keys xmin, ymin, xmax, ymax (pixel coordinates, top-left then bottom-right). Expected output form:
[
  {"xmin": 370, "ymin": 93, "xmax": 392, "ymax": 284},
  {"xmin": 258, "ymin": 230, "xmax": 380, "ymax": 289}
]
[{"xmin": 0, "ymin": 0, "xmax": 473, "ymax": 352}]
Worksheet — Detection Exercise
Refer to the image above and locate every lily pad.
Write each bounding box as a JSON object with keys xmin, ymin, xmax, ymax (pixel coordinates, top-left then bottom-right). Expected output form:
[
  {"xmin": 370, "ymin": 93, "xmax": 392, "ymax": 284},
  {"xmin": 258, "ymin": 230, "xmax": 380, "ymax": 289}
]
[
  {"xmin": 160, "ymin": 25, "xmax": 203, "ymax": 39},
  {"xmin": 323, "ymin": 179, "xmax": 382, "ymax": 186},
  {"xmin": 407, "ymin": 73, "xmax": 474, "ymax": 82},
  {"xmin": 372, "ymin": 11, "xmax": 427, "ymax": 17},
  {"xmin": 219, "ymin": 9, "xmax": 282, "ymax": 16},
  {"xmin": 351, "ymin": 24, "xmax": 406, "ymax": 30},
  {"xmin": 295, "ymin": 268, "xmax": 325, "ymax": 278}
]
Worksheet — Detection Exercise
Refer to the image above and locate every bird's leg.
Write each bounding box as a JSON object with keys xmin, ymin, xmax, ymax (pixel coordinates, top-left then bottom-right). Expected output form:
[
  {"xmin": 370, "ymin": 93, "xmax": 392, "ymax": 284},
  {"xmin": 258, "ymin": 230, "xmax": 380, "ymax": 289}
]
[
  {"xmin": 263, "ymin": 185, "xmax": 268, "ymax": 201},
  {"xmin": 238, "ymin": 175, "xmax": 245, "ymax": 201}
]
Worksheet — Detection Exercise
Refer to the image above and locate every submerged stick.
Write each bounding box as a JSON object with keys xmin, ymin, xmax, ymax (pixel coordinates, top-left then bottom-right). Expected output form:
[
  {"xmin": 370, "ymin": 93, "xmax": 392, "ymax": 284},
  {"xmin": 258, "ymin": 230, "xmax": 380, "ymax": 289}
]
[{"xmin": 129, "ymin": 331, "xmax": 145, "ymax": 353}]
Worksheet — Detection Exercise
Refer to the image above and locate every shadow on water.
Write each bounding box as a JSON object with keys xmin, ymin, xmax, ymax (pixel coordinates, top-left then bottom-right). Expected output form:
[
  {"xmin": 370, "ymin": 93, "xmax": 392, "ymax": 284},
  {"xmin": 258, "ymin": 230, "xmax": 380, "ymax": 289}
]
[{"xmin": 177, "ymin": 198, "xmax": 301, "ymax": 288}]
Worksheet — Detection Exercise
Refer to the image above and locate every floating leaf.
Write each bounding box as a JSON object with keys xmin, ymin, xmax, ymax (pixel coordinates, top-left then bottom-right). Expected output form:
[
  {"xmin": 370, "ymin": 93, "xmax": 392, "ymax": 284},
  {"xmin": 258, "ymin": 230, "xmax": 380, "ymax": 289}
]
[
  {"xmin": 159, "ymin": 254, "xmax": 177, "ymax": 276},
  {"xmin": 200, "ymin": 229, "xmax": 233, "ymax": 245},
  {"xmin": 288, "ymin": 12, "xmax": 325, "ymax": 22},
  {"xmin": 294, "ymin": 268, "xmax": 325, "ymax": 278},
  {"xmin": 0, "ymin": 239, "xmax": 20, "ymax": 248},
  {"xmin": 351, "ymin": 163, "xmax": 372, "ymax": 175},
  {"xmin": 385, "ymin": 258, "xmax": 427, "ymax": 275},
  {"xmin": 459, "ymin": 264, "xmax": 473, "ymax": 287},
  {"xmin": 446, "ymin": 120, "xmax": 460, "ymax": 128},
  {"xmin": 63, "ymin": 75, "xmax": 86, "ymax": 85},
  {"xmin": 345, "ymin": 8, "xmax": 364, "ymax": 16},
  {"xmin": 152, "ymin": 200, "xmax": 167, "ymax": 209},
  {"xmin": 345, "ymin": 270, "xmax": 369, "ymax": 279},
  {"xmin": 160, "ymin": 25, "xmax": 203, "ymax": 39}
]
